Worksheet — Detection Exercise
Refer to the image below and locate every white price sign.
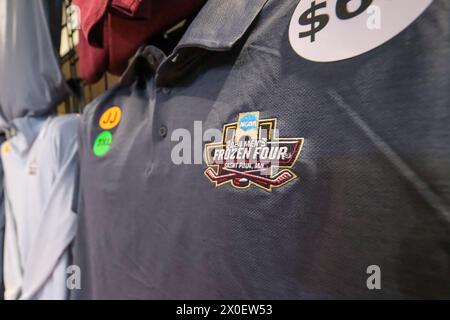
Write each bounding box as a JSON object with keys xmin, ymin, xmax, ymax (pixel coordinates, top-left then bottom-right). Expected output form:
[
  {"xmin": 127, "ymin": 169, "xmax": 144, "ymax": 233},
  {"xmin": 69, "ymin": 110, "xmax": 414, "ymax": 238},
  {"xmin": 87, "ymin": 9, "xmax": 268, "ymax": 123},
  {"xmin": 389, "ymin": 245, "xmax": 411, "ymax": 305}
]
[{"xmin": 289, "ymin": 0, "xmax": 433, "ymax": 62}]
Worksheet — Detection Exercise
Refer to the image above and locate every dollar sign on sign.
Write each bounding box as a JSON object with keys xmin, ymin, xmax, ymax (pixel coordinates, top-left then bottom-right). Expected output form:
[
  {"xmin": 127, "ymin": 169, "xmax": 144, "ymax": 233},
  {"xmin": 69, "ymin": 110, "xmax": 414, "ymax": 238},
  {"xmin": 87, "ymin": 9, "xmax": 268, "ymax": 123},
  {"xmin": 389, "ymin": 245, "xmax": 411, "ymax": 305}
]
[{"xmin": 298, "ymin": 1, "xmax": 329, "ymax": 42}]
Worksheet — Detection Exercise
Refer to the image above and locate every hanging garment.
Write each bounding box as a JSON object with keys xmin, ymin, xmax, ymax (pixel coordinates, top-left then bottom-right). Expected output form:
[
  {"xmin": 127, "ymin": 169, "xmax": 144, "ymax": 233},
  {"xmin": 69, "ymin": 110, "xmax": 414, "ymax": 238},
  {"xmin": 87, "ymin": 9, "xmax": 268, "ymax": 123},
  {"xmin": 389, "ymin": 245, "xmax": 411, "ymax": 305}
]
[
  {"xmin": 73, "ymin": 0, "xmax": 450, "ymax": 299},
  {"xmin": 2, "ymin": 115, "xmax": 79, "ymax": 300},
  {"xmin": 73, "ymin": 0, "xmax": 206, "ymax": 84},
  {"xmin": 0, "ymin": 0, "xmax": 70, "ymax": 130}
]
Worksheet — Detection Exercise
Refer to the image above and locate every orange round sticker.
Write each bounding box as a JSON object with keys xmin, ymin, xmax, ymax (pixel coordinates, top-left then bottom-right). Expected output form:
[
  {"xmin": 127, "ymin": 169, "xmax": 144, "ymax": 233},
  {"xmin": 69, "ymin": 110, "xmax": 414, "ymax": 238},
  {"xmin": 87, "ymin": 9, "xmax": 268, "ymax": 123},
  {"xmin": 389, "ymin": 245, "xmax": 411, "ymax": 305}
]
[
  {"xmin": 2, "ymin": 142, "xmax": 10, "ymax": 155},
  {"xmin": 99, "ymin": 106, "xmax": 122, "ymax": 130}
]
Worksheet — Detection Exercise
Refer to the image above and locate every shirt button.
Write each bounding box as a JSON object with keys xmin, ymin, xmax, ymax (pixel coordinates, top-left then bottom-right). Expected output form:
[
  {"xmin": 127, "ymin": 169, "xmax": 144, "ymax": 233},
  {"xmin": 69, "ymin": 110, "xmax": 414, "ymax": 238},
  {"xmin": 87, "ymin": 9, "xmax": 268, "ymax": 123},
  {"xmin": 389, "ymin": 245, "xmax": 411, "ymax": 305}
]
[{"xmin": 158, "ymin": 125, "xmax": 168, "ymax": 138}]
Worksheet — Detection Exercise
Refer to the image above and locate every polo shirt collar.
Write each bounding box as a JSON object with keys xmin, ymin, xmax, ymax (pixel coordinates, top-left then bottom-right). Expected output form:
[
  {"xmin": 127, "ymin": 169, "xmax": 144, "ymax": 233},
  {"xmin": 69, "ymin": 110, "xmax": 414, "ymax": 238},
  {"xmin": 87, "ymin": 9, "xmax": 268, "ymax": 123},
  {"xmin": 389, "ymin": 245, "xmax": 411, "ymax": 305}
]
[
  {"xmin": 175, "ymin": 0, "xmax": 268, "ymax": 51},
  {"xmin": 120, "ymin": 0, "xmax": 268, "ymax": 86}
]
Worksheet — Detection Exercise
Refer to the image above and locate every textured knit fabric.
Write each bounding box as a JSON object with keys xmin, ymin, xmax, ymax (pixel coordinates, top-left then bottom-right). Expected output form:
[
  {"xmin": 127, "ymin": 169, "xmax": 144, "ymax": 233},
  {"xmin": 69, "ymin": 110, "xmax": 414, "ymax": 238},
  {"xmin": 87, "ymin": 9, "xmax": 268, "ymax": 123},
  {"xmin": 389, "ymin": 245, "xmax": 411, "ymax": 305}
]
[{"xmin": 74, "ymin": 0, "xmax": 450, "ymax": 299}]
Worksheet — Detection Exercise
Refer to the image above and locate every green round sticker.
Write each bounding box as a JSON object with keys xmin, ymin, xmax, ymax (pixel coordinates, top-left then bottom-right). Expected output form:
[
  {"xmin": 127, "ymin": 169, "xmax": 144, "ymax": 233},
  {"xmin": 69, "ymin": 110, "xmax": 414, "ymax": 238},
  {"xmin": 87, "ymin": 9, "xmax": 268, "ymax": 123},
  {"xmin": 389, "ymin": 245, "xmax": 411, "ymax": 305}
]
[{"xmin": 93, "ymin": 131, "xmax": 113, "ymax": 157}]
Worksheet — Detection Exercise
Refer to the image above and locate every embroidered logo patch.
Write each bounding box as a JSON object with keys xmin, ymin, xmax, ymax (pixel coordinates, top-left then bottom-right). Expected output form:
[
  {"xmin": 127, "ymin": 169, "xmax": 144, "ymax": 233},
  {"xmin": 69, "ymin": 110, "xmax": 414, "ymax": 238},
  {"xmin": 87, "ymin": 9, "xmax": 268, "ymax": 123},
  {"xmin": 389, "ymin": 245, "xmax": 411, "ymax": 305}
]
[
  {"xmin": 29, "ymin": 159, "xmax": 38, "ymax": 176},
  {"xmin": 2, "ymin": 142, "xmax": 10, "ymax": 155},
  {"xmin": 204, "ymin": 112, "xmax": 304, "ymax": 191}
]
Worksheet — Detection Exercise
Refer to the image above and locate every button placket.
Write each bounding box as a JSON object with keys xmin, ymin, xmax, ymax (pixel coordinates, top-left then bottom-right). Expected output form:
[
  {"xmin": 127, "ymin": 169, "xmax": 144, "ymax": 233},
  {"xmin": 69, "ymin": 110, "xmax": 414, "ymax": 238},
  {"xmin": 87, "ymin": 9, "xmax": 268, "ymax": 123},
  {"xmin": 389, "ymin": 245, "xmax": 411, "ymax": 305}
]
[{"xmin": 158, "ymin": 125, "xmax": 168, "ymax": 138}]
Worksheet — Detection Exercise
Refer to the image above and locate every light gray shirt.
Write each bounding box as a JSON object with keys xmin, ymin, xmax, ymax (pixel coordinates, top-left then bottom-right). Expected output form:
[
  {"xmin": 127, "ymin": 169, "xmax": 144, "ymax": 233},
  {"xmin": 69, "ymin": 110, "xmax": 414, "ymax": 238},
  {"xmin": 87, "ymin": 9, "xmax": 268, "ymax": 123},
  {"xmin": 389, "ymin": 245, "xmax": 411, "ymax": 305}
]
[{"xmin": 2, "ymin": 115, "xmax": 79, "ymax": 300}]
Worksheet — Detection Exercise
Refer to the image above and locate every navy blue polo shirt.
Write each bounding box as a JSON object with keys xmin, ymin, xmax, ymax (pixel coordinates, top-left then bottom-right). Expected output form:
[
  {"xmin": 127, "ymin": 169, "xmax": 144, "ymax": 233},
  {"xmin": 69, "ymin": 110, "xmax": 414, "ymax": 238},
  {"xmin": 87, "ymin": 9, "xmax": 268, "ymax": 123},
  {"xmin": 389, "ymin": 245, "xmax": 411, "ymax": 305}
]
[{"xmin": 74, "ymin": 0, "xmax": 450, "ymax": 299}]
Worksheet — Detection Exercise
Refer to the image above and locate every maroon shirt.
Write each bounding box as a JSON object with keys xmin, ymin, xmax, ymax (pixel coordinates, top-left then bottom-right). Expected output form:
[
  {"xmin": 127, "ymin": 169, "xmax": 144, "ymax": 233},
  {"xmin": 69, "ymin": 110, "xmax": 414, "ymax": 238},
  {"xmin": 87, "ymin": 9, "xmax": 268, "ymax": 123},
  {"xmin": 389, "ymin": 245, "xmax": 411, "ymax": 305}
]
[{"xmin": 74, "ymin": 0, "xmax": 205, "ymax": 83}]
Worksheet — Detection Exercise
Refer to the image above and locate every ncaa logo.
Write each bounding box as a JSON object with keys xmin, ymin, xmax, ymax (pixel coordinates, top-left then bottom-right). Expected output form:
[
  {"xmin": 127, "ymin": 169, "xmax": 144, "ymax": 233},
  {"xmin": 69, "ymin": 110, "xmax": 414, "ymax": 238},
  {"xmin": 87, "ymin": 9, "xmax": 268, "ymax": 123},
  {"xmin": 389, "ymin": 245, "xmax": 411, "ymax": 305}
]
[{"xmin": 239, "ymin": 114, "xmax": 258, "ymax": 132}]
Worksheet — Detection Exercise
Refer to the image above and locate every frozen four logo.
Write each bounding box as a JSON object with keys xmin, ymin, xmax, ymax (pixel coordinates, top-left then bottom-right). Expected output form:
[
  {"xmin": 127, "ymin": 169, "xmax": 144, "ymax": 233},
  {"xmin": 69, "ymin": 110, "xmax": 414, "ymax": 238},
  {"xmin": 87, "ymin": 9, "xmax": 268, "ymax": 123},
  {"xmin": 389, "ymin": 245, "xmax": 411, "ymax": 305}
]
[{"xmin": 204, "ymin": 112, "xmax": 304, "ymax": 191}]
